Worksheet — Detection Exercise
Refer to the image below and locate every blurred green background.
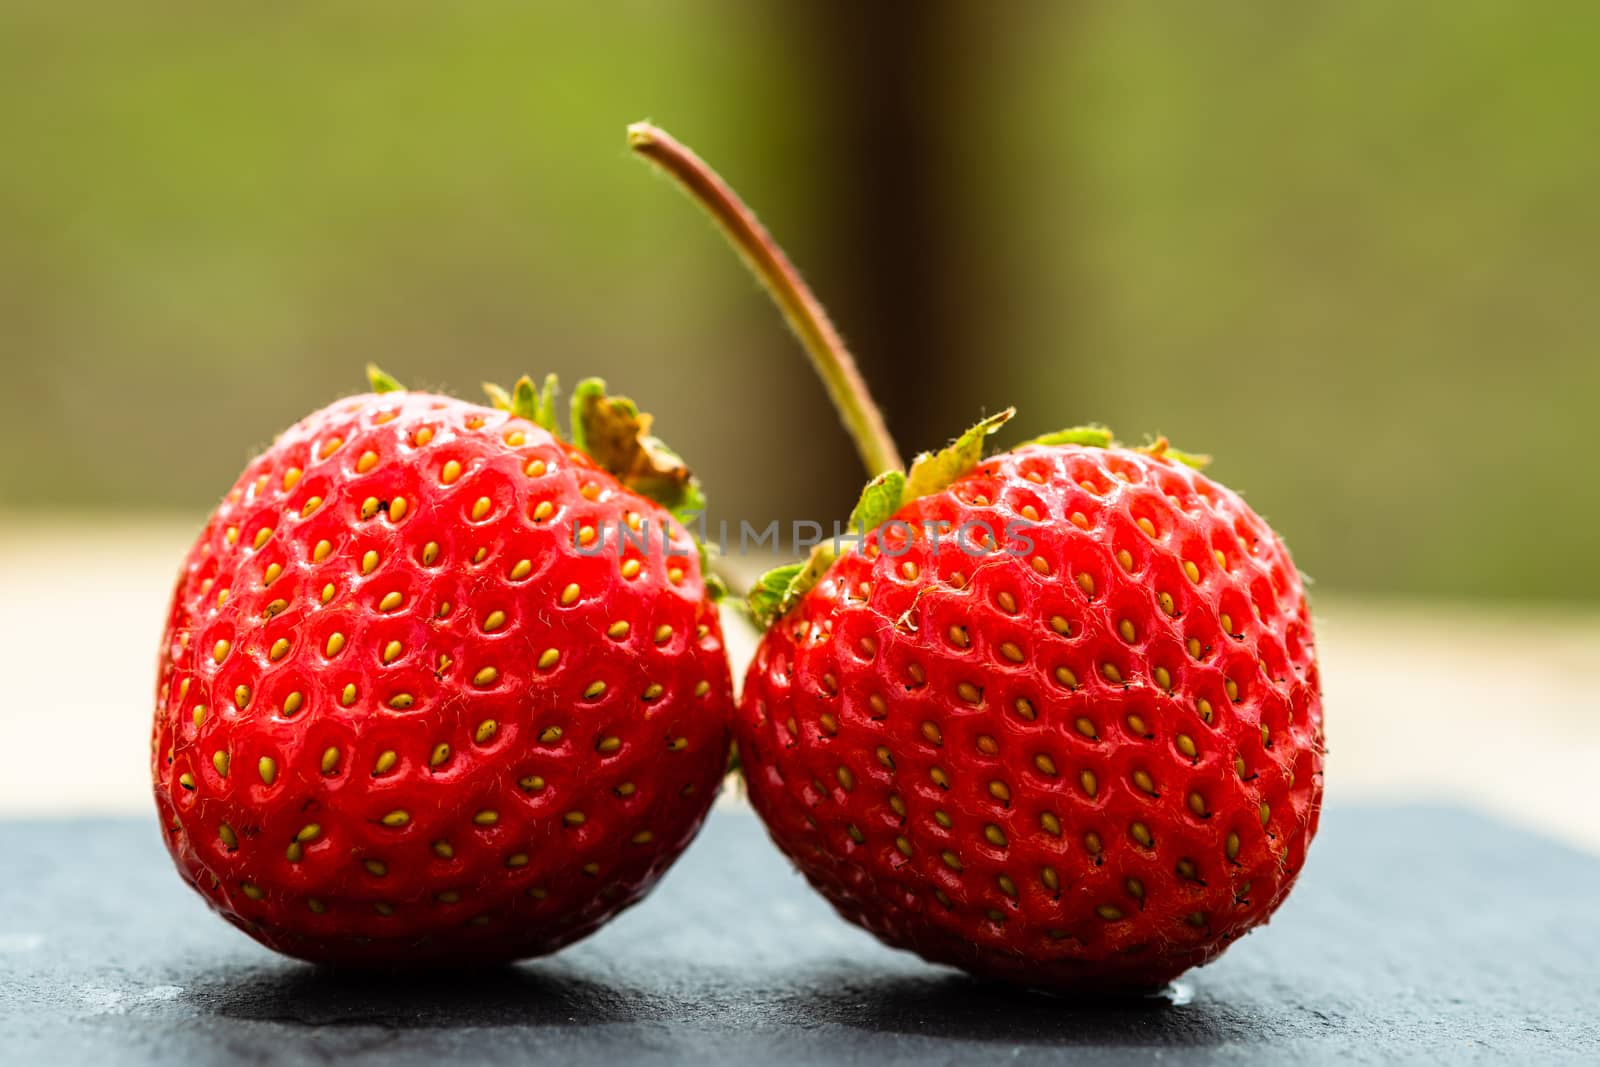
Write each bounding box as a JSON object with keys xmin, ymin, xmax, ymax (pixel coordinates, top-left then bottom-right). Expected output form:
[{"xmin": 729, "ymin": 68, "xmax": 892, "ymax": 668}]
[{"xmin": 1, "ymin": 1, "xmax": 1595, "ymax": 603}]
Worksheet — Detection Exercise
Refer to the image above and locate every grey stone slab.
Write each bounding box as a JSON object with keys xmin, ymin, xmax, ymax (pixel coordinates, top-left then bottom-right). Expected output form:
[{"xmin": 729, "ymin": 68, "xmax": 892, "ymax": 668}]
[{"xmin": 1, "ymin": 806, "xmax": 1595, "ymax": 1064}]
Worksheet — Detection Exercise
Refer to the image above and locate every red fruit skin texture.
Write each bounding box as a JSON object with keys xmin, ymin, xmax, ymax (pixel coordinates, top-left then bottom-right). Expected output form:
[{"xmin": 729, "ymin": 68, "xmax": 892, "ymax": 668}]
[
  {"xmin": 152, "ymin": 391, "xmax": 732, "ymax": 966},
  {"xmin": 737, "ymin": 444, "xmax": 1324, "ymax": 992}
]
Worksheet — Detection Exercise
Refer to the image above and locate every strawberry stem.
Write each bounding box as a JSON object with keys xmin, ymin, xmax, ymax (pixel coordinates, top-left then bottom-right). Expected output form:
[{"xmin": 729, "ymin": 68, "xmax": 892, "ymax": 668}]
[{"xmin": 627, "ymin": 122, "xmax": 904, "ymax": 477}]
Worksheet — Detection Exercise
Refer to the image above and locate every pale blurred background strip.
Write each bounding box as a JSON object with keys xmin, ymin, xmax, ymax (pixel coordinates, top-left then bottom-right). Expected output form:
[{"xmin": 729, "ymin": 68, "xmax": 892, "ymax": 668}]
[{"xmin": 3, "ymin": 519, "xmax": 1596, "ymax": 855}]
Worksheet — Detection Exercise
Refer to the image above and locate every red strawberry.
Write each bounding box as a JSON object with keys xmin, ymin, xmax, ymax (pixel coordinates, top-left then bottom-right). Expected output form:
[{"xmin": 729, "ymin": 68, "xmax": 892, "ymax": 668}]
[
  {"xmin": 151, "ymin": 369, "xmax": 732, "ymax": 965},
  {"xmin": 630, "ymin": 122, "xmax": 1324, "ymax": 991}
]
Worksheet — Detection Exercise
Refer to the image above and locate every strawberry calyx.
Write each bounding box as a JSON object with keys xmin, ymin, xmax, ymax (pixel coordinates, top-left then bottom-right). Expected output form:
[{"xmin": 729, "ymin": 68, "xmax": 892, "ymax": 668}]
[
  {"xmin": 365, "ymin": 364, "xmax": 709, "ymax": 527},
  {"xmin": 746, "ymin": 413, "xmax": 1211, "ymax": 627}
]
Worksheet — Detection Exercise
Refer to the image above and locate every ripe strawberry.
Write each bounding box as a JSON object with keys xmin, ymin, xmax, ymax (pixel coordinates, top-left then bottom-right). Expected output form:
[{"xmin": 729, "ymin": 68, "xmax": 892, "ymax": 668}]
[
  {"xmin": 630, "ymin": 122, "xmax": 1324, "ymax": 991},
  {"xmin": 151, "ymin": 369, "xmax": 732, "ymax": 965},
  {"xmin": 738, "ymin": 427, "xmax": 1323, "ymax": 991}
]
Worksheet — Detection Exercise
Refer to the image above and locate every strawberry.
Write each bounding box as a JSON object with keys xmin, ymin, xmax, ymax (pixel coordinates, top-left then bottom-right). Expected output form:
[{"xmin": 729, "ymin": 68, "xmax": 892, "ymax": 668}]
[
  {"xmin": 631, "ymin": 122, "xmax": 1324, "ymax": 991},
  {"xmin": 151, "ymin": 368, "xmax": 732, "ymax": 966}
]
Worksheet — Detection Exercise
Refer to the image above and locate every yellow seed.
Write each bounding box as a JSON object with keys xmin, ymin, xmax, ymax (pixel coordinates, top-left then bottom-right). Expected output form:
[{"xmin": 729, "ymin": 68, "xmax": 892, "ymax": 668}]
[
  {"xmin": 930, "ymin": 767, "xmax": 950, "ymax": 789},
  {"xmin": 225, "ymin": 526, "xmax": 239, "ymax": 546},
  {"xmin": 1131, "ymin": 822, "xmax": 1153, "ymax": 847},
  {"xmin": 934, "ymin": 810, "xmax": 952, "ymax": 828},
  {"xmin": 1133, "ymin": 769, "xmax": 1156, "ymax": 794},
  {"xmin": 433, "ymin": 841, "xmax": 454, "ymax": 859},
  {"xmin": 1158, "ymin": 591, "xmax": 1176, "ymax": 615},
  {"xmin": 340, "ymin": 683, "xmax": 357, "ymax": 706},
  {"xmin": 1118, "ymin": 619, "xmax": 1136, "ymax": 642},
  {"xmin": 509, "ymin": 559, "xmax": 532, "ymax": 581},
  {"xmin": 471, "ymin": 496, "xmax": 491, "ymax": 520},
  {"xmin": 1221, "ymin": 613, "xmax": 1235, "ymax": 635},
  {"xmin": 976, "ymin": 734, "xmax": 998, "ymax": 755},
  {"xmin": 1260, "ymin": 803, "xmax": 1271, "ymax": 826},
  {"xmin": 1101, "ymin": 662, "xmax": 1123, "ymax": 684},
  {"xmin": 441, "ymin": 459, "xmax": 462, "ymax": 484},
  {"xmin": 1189, "ymin": 792, "xmax": 1208, "ymax": 817},
  {"xmin": 984, "ymin": 824, "xmax": 1008, "ymax": 847},
  {"xmin": 382, "ymin": 640, "xmax": 402, "ymax": 664},
  {"xmin": 989, "ymin": 779, "xmax": 1011, "ymax": 802},
  {"xmin": 1183, "ymin": 560, "xmax": 1201, "ymax": 583},
  {"xmin": 353, "ymin": 449, "xmax": 377, "ymax": 474},
  {"xmin": 836, "ymin": 766, "xmax": 855, "ymax": 791},
  {"xmin": 1215, "ymin": 549, "xmax": 1228, "ymax": 569},
  {"xmin": 654, "ymin": 624, "xmax": 673, "ymax": 643},
  {"xmin": 694, "ymin": 680, "xmax": 711, "ymax": 697},
  {"xmin": 524, "ymin": 458, "xmax": 546, "ymax": 477},
  {"xmin": 258, "ymin": 757, "xmax": 278, "ymax": 785},
  {"xmin": 668, "ymin": 567, "xmax": 684, "ymax": 584},
  {"xmin": 282, "ymin": 692, "xmax": 303, "ymax": 716},
  {"xmin": 218, "ymin": 824, "xmax": 238, "ymax": 849},
  {"xmin": 382, "ymin": 810, "xmax": 410, "ymax": 827},
  {"xmin": 1176, "ymin": 858, "xmax": 1198, "ymax": 881},
  {"xmin": 269, "ymin": 638, "xmax": 290, "ymax": 661},
  {"xmin": 947, "ymin": 625, "xmax": 970, "ymax": 648},
  {"xmin": 1032, "ymin": 557, "xmax": 1050, "ymax": 575},
  {"xmin": 361, "ymin": 497, "xmax": 380, "ymax": 520},
  {"xmin": 1085, "ymin": 830, "xmax": 1103, "ymax": 854},
  {"xmin": 234, "ymin": 684, "xmax": 251, "ymax": 709},
  {"xmin": 621, "ymin": 559, "xmax": 642, "ymax": 579},
  {"xmin": 212, "ymin": 751, "xmax": 230, "ymax": 776},
  {"xmin": 560, "ymin": 584, "xmax": 580, "ymax": 606},
  {"xmin": 1076, "ymin": 573, "xmax": 1095, "ymax": 596},
  {"xmin": 1074, "ymin": 717, "xmax": 1098, "ymax": 739},
  {"xmin": 606, "ymin": 620, "xmax": 631, "ymax": 640},
  {"xmin": 212, "ymin": 639, "xmax": 231, "ymax": 663},
  {"xmin": 919, "ymin": 720, "xmax": 944, "ymax": 746},
  {"xmin": 474, "ymin": 810, "xmax": 499, "ymax": 826},
  {"xmin": 430, "ymin": 743, "xmax": 450, "ymax": 767},
  {"xmin": 388, "ymin": 693, "xmax": 414, "ymax": 710},
  {"xmin": 263, "ymin": 561, "xmax": 284, "ymax": 585},
  {"xmin": 436, "ymin": 890, "xmax": 461, "ymax": 903},
  {"xmin": 1080, "ymin": 770, "xmax": 1098, "ymax": 797},
  {"xmin": 475, "ymin": 719, "xmax": 497, "ymax": 743},
  {"xmin": 941, "ymin": 851, "xmax": 963, "ymax": 871},
  {"xmin": 473, "ymin": 666, "xmax": 499, "ymax": 686},
  {"xmin": 1040, "ymin": 812, "xmax": 1061, "ymax": 836},
  {"xmin": 533, "ymin": 501, "xmax": 554, "ymax": 522},
  {"xmin": 1050, "ymin": 614, "xmax": 1072, "ymax": 634},
  {"xmin": 643, "ymin": 683, "xmax": 664, "ymax": 701},
  {"xmin": 1127, "ymin": 713, "xmax": 1147, "ymax": 735},
  {"xmin": 253, "ymin": 527, "xmax": 273, "ymax": 550},
  {"xmin": 374, "ymin": 750, "xmax": 397, "ymax": 774},
  {"xmin": 1126, "ymin": 877, "xmax": 1145, "ymax": 900},
  {"xmin": 295, "ymin": 823, "xmax": 321, "ymax": 843},
  {"xmin": 1226, "ymin": 832, "xmax": 1241, "ymax": 860},
  {"xmin": 506, "ymin": 852, "xmax": 529, "ymax": 867},
  {"xmin": 1176, "ymin": 734, "xmax": 1197, "ymax": 758},
  {"xmin": 564, "ymin": 811, "xmax": 586, "ymax": 827},
  {"xmin": 241, "ymin": 883, "xmax": 264, "ymax": 901},
  {"xmin": 1226, "ymin": 678, "xmax": 1240, "ymax": 702},
  {"xmin": 1137, "ymin": 517, "xmax": 1157, "ymax": 538},
  {"xmin": 999, "ymin": 641, "xmax": 1024, "ymax": 663},
  {"xmin": 282, "ymin": 467, "xmax": 303, "ymax": 491},
  {"xmin": 321, "ymin": 747, "xmax": 340, "ymax": 773},
  {"xmin": 1034, "ymin": 753, "xmax": 1058, "ymax": 776},
  {"xmin": 581, "ymin": 483, "xmax": 600, "ymax": 501},
  {"xmin": 1116, "ymin": 549, "xmax": 1134, "ymax": 572},
  {"xmin": 192, "ymin": 704, "xmax": 206, "ymax": 726},
  {"xmin": 261, "ymin": 598, "xmax": 287, "ymax": 619},
  {"xmin": 483, "ymin": 609, "xmax": 507, "ymax": 632},
  {"xmin": 889, "ymin": 794, "xmax": 908, "ymax": 816},
  {"xmin": 313, "ymin": 539, "xmax": 332, "ymax": 562},
  {"xmin": 364, "ymin": 860, "xmax": 387, "ymax": 876},
  {"xmin": 388, "ymin": 497, "xmax": 408, "ymax": 521},
  {"xmin": 597, "ymin": 736, "xmax": 621, "ymax": 753},
  {"xmin": 537, "ymin": 648, "xmax": 560, "ymax": 670},
  {"xmin": 216, "ymin": 588, "xmax": 228, "ymax": 606},
  {"xmin": 379, "ymin": 591, "xmax": 403, "ymax": 612},
  {"xmin": 578, "ymin": 525, "xmax": 597, "ymax": 546},
  {"xmin": 1055, "ymin": 666, "xmax": 1079, "ymax": 689},
  {"xmin": 360, "ymin": 550, "xmax": 379, "ymax": 575},
  {"xmin": 1154, "ymin": 666, "xmax": 1173, "ymax": 691},
  {"xmin": 584, "ymin": 681, "xmax": 606, "ymax": 699},
  {"xmin": 325, "ymin": 632, "xmax": 346, "ymax": 657},
  {"xmin": 1198, "ymin": 697, "xmax": 1214, "ymax": 723},
  {"xmin": 896, "ymin": 836, "xmax": 913, "ymax": 858}
]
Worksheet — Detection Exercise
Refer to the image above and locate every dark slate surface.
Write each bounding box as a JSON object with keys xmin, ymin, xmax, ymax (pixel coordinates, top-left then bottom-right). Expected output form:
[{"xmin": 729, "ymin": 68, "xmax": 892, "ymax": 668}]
[{"xmin": 1, "ymin": 806, "xmax": 1596, "ymax": 1065}]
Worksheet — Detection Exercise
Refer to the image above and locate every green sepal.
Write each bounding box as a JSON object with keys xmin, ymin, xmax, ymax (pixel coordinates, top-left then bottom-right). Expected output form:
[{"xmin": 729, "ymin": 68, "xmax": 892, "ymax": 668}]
[
  {"xmin": 849, "ymin": 470, "xmax": 906, "ymax": 536},
  {"xmin": 748, "ymin": 562, "xmax": 807, "ymax": 630},
  {"xmin": 901, "ymin": 409, "xmax": 1014, "ymax": 504},
  {"xmin": 1138, "ymin": 437, "xmax": 1212, "ymax": 470},
  {"xmin": 1028, "ymin": 424, "xmax": 1113, "ymax": 448},
  {"xmin": 482, "ymin": 382, "xmax": 513, "ymax": 410},
  {"xmin": 367, "ymin": 364, "xmax": 405, "ymax": 394},
  {"xmin": 533, "ymin": 374, "xmax": 559, "ymax": 434}
]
